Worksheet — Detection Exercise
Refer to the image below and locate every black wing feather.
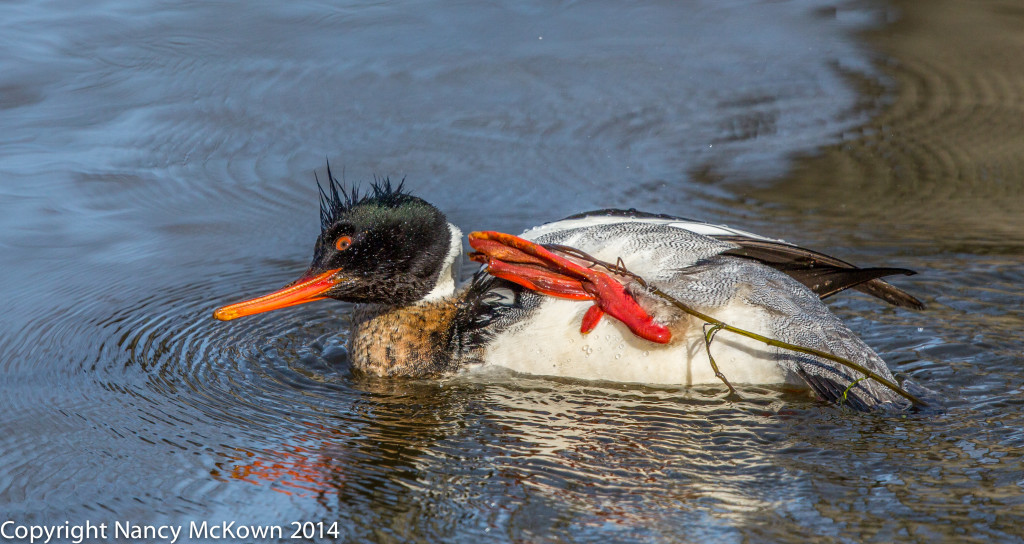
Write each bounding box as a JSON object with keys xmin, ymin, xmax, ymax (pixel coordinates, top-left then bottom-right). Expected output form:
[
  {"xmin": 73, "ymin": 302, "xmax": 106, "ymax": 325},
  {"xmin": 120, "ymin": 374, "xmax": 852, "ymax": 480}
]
[{"xmin": 719, "ymin": 236, "xmax": 925, "ymax": 310}]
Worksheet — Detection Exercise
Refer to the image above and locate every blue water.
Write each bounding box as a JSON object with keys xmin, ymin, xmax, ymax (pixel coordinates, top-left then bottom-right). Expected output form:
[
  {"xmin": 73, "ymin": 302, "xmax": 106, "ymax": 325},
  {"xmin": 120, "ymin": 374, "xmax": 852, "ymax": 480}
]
[{"xmin": 1, "ymin": 0, "xmax": 1022, "ymax": 542}]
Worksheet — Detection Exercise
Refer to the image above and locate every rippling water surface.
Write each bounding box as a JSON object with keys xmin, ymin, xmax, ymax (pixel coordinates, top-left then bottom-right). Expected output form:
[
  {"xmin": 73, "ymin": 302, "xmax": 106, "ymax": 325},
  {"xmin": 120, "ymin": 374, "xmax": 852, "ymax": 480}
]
[{"xmin": 1, "ymin": 0, "xmax": 1022, "ymax": 542}]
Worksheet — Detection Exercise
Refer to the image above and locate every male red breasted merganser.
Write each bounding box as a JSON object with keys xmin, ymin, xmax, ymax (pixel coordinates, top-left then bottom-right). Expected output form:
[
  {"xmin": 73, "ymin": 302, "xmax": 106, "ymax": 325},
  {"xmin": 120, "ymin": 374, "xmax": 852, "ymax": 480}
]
[{"xmin": 214, "ymin": 170, "xmax": 926, "ymax": 410}]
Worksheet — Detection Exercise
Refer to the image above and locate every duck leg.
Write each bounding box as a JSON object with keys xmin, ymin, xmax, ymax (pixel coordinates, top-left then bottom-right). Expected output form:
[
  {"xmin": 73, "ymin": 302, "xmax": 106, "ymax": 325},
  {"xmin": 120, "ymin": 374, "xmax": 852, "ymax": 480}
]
[{"xmin": 468, "ymin": 231, "xmax": 671, "ymax": 344}]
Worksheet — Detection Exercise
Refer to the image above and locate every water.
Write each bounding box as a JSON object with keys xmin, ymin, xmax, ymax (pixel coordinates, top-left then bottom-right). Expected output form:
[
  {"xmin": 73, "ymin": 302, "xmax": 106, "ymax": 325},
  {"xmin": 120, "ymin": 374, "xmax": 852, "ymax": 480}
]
[{"xmin": 1, "ymin": 0, "xmax": 1022, "ymax": 542}]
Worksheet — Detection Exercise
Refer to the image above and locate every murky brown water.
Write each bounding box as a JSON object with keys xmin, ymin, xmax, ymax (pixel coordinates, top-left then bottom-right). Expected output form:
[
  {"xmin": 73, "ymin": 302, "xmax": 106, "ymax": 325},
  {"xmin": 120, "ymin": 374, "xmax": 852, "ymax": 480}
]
[{"xmin": 1, "ymin": 0, "xmax": 1022, "ymax": 542}]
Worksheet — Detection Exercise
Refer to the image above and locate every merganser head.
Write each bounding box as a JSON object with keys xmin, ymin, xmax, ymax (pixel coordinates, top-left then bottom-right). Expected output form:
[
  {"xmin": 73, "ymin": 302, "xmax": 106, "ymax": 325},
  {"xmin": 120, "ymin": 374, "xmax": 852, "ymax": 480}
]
[{"xmin": 213, "ymin": 167, "xmax": 456, "ymax": 320}]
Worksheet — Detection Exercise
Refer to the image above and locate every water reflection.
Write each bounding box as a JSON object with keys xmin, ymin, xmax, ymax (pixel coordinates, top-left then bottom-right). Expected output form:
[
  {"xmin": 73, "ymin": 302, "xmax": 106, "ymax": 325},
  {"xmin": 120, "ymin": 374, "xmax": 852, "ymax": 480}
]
[
  {"xmin": 205, "ymin": 373, "xmax": 802, "ymax": 540},
  {"xmin": 740, "ymin": 0, "xmax": 1024, "ymax": 248}
]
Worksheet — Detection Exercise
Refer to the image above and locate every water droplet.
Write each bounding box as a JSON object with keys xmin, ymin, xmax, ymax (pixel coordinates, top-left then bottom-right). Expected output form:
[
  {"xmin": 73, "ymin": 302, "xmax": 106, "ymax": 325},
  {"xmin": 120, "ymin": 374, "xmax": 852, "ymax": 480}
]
[
  {"xmin": 643, "ymin": 351, "xmax": 650, "ymax": 357},
  {"xmin": 615, "ymin": 354, "xmax": 622, "ymax": 360}
]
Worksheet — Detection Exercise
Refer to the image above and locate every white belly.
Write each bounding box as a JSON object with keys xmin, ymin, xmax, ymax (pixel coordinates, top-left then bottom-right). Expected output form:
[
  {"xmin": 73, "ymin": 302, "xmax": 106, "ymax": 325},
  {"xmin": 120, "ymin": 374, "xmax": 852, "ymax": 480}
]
[{"xmin": 481, "ymin": 298, "xmax": 794, "ymax": 386}]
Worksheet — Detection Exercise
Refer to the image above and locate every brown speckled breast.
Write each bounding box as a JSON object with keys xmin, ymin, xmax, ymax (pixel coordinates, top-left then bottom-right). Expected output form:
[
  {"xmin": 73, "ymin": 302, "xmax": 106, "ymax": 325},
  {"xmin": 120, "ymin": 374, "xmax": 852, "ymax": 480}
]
[{"xmin": 349, "ymin": 299, "xmax": 464, "ymax": 377}]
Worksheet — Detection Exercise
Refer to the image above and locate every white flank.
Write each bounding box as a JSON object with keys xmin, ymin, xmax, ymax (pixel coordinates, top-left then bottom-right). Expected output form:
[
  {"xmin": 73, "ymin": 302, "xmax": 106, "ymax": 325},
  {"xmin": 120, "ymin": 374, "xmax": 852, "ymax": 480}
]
[{"xmin": 481, "ymin": 298, "xmax": 795, "ymax": 386}]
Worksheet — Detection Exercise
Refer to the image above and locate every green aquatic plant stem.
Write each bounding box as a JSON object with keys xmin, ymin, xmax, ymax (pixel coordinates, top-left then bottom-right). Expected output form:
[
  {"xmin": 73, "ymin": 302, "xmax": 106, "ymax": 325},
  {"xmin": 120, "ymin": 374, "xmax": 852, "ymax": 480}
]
[
  {"xmin": 841, "ymin": 376, "xmax": 873, "ymax": 407},
  {"xmin": 544, "ymin": 244, "xmax": 928, "ymax": 408},
  {"xmin": 702, "ymin": 323, "xmax": 736, "ymax": 395}
]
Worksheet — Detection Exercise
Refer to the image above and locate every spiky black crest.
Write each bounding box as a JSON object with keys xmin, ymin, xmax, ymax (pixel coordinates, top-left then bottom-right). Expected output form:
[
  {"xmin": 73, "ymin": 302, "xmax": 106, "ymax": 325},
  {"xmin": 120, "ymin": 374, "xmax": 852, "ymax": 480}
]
[{"xmin": 316, "ymin": 162, "xmax": 408, "ymax": 232}]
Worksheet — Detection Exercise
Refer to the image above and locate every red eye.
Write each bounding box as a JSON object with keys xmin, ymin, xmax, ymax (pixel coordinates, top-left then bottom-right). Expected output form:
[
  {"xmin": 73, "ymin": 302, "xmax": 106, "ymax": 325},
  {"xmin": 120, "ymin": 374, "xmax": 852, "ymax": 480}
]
[{"xmin": 335, "ymin": 236, "xmax": 353, "ymax": 251}]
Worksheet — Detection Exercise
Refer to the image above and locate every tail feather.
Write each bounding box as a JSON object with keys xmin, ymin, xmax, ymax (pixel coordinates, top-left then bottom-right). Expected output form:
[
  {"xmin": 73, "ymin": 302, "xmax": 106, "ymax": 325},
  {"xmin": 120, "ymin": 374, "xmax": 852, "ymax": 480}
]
[{"xmin": 720, "ymin": 236, "xmax": 925, "ymax": 310}]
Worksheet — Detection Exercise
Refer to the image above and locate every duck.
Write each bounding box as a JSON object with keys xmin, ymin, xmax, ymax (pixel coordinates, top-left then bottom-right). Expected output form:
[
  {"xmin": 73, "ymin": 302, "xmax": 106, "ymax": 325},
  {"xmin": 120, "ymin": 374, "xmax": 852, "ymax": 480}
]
[{"xmin": 213, "ymin": 168, "xmax": 927, "ymax": 410}]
